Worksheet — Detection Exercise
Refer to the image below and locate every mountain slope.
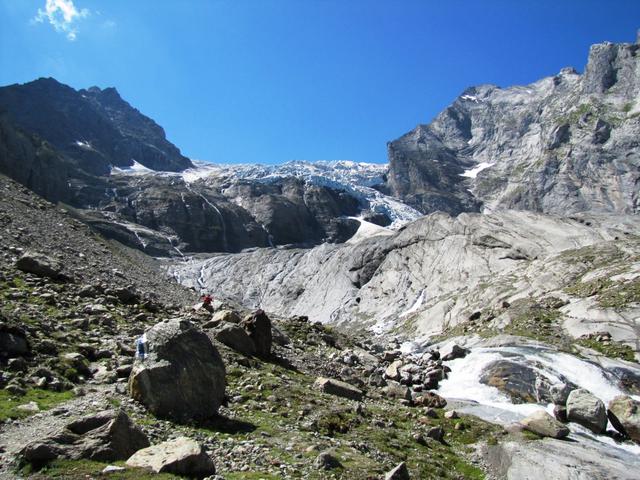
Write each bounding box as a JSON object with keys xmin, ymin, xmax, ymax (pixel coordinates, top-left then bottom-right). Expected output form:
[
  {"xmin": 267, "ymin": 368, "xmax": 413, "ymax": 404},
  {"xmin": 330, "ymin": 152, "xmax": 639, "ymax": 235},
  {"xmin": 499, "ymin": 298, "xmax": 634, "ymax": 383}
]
[
  {"xmin": 388, "ymin": 39, "xmax": 640, "ymax": 216},
  {"xmin": 0, "ymin": 78, "xmax": 193, "ymax": 174}
]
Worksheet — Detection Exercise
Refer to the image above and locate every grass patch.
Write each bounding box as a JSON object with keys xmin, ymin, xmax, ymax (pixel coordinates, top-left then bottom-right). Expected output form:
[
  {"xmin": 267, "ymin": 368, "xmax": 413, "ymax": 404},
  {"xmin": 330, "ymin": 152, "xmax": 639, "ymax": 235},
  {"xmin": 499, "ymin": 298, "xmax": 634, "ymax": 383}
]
[
  {"xmin": 577, "ymin": 338, "xmax": 636, "ymax": 362},
  {"xmin": 27, "ymin": 459, "xmax": 178, "ymax": 479},
  {"xmin": 0, "ymin": 389, "xmax": 74, "ymax": 421}
]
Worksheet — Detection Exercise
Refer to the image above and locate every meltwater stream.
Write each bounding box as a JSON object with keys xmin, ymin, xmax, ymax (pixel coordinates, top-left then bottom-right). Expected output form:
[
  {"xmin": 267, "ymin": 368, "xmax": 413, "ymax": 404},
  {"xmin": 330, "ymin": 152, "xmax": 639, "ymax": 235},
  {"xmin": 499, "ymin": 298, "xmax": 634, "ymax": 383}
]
[{"xmin": 435, "ymin": 344, "xmax": 640, "ymax": 457}]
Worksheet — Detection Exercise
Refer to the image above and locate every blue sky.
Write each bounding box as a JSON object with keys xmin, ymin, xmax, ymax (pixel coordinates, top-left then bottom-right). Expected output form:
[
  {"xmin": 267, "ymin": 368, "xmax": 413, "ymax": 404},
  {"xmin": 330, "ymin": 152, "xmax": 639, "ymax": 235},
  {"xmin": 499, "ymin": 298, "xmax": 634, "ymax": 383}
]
[{"xmin": 1, "ymin": 1, "xmax": 639, "ymax": 164}]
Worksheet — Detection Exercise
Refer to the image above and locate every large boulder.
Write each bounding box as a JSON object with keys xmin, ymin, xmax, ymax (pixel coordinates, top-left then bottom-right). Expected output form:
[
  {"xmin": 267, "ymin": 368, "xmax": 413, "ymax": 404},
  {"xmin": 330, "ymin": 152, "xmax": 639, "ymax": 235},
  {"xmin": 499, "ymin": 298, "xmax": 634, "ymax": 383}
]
[
  {"xmin": 520, "ymin": 410, "xmax": 570, "ymax": 439},
  {"xmin": 385, "ymin": 461, "xmax": 410, "ymax": 479},
  {"xmin": 608, "ymin": 395, "xmax": 640, "ymax": 442},
  {"xmin": 18, "ymin": 410, "xmax": 149, "ymax": 468},
  {"xmin": 566, "ymin": 389, "xmax": 607, "ymax": 434},
  {"xmin": 241, "ymin": 310, "xmax": 272, "ymax": 357},
  {"xmin": 128, "ymin": 319, "xmax": 226, "ymax": 421},
  {"xmin": 0, "ymin": 322, "xmax": 29, "ymax": 358},
  {"xmin": 126, "ymin": 437, "xmax": 215, "ymax": 478},
  {"xmin": 214, "ymin": 324, "xmax": 256, "ymax": 356},
  {"xmin": 15, "ymin": 251, "xmax": 63, "ymax": 280},
  {"xmin": 439, "ymin": 343, "xmax": 469, "ymax": 361},
  {"xmin": 480, "ymin": 360, "xmax": 565, "ymax": 404}
]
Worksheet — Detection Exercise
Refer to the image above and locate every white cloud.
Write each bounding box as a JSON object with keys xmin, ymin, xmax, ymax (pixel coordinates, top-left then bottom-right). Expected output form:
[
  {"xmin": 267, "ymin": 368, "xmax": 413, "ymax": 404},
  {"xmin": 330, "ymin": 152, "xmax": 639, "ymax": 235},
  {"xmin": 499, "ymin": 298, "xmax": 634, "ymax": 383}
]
[{"xmin": 33, "ymin": 0, "xmax": 90, "ymax": 41}]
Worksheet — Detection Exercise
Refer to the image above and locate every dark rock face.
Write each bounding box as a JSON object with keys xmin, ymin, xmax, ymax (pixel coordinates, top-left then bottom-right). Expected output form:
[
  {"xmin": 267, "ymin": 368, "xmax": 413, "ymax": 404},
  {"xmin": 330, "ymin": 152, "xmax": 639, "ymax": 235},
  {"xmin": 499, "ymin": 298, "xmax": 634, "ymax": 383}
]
[
  {"xmin": 214, "ymin": 324, "xmax": 256, "ymax": 356},
  {"xmin": 18, "ymin": 410, "xmax": 149, "ymax": 468},
  {"xmin": 387, "ymin": 39, "xmax": 640, "ymax": 216},
  {"xmin": 241, "ymin": 310, "xmax": 272, "ymax": 357},
  {"xmin": 15, "ymin": 251, "xmax": 64, "ymax": 280},
  {"xmin": 0, "ymin": 321, "xmax": 29, "ymax": 358},
  {"xmin": 128, "ymin": 319, "xmax": 226, "ymax": 421},
  {"xmin": 0, "ymin": 78, "xmax": 192, "ymax": 174}
]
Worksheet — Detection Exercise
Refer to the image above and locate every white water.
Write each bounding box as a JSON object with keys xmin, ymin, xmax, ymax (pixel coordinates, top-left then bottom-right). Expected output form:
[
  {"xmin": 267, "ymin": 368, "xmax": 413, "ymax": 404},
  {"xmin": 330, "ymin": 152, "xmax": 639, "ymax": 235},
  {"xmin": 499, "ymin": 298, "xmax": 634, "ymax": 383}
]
[{"xmin": 437, "ymin": 345, "xmax": 640, "ymax": 455}]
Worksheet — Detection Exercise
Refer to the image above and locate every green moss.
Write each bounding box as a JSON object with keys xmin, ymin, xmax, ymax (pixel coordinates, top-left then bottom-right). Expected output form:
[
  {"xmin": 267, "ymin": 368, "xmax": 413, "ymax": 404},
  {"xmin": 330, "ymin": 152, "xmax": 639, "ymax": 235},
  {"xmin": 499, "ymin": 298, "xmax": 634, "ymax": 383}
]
[
  {"xmin": 27, "ymin": 459, "xmax": 179, "ymax": 479},
  {"xmin": 623, "ymin": 102, "xmax": 633, "ymax": 113},
  {"xmin": 577, "ymin": 338, "xmax": 636, "ymax": 362},
  {"xmin": 566, "ymin": 276, "xmax": 640, "ymax": 310},
  {"xmin": 0, "ymin": 389, "xmax": 74, "ymax": 421}
]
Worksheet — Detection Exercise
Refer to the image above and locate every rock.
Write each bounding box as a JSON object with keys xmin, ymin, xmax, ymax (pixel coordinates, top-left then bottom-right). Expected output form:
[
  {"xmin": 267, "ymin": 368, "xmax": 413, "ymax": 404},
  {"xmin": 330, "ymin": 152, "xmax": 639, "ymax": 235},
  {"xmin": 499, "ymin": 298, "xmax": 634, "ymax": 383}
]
[
  {"xmin": 126, "ymin": 437, "xmax": 215, "ymax": 478},
  {"xmin": 444, "ymin": 410, "xmax": 459, "ymax": 419},
  {"xmin": 382, "ymin": 382, "xmax": 412, "ymax": 401},
  {"xmin": 16, "ymin": 401, "xmax": 40, "ymax": 414},
  {"xmin": 241, "ymin": 310, "xmax": 272, "ymax": 357},
  {"xmin": 608, "ymin": 395, "xmax": 640, "ymax": 442},
  {"xmin": 426, "ymin": 426, "xmax": 445, "ymax": 442},
  {"xmin": 520, "ymin": 410, "xmax": 570, "ymax": 439},
  {"xmin": 439, "ymin": 343, "xmax": 469, "ymax": 361},
  {"xmin": 549, "ymin": 383, "xmax": 572, "ymax": 406},
  {"xmin": 15, "ymin": 251, "xmax": 63, "ymax": 280},
  {"xmin": 385, "ymin": 461, "xmax": 410, "ymax": 480},
  {"xmin": 211, "ymin": 309, "xmax": 242, "ymax": 324},
  {"xmin": 313, "ymin": 450, "xmax": 342, "ymax": 470},
  {"xmin": 0, "ymin": 323, "xmax": 29, "ymax": 358},
  {"xmin": 314, "ymin": 377, "xmax": 363, "ymax": 401},
  {"xmin": 480, "ymin": 360, "xmax": 558, "ymax": 404},
  {"xmin": 385, "ymin": 360, "xmax": 403, "ymax": 380},
  {"xmin": 566, "ymin": 389, "xmax": 607, "ymax": 434},
  {"xmin": 128, "ymin": 319, "xmax": 226, "ymax": 421},
  {"xmin": 553, "ymin": 405, "xmax": 568, "ymax": 423},
  {"xmin": 102, "ymin": 465, "xmax": 126, "ymax": 473},
  {"xmin": 414, "ymin": 392, "xmax": 447, "ymax": 409},
  {"xmin": 19, "ymin": 410, "xmax": 149, "ymax": 467},
  {"xmin": 213, "ymin": 324, "xmax": 256, "ymax": 356}
]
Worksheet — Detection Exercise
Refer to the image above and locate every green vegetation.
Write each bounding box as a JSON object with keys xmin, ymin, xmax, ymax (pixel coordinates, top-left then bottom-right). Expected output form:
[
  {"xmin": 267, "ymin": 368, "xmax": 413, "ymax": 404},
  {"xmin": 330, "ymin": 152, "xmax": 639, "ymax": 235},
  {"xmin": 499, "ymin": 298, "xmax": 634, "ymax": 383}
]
[
  {"xmin": 565, "ymin": 276, "xmax": 640, "ymax": 310},
  {"xmin": 26, "ymin": 459, "xmax": 178, "ymax": 479},
  {"xmin": 577, "ymin": 338, "xmax": 636, "ymax": 362},
  {"xmin": 0, "ymin": 389, "xmax": 74, "ymax": 421}
]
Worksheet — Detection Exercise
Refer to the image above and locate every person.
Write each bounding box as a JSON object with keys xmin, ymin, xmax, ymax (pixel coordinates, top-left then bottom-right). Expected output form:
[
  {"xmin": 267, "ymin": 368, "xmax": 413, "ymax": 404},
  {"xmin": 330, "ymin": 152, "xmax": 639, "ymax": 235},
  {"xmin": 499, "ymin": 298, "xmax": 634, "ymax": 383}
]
[
  {"xmin": 135, "ymin": 333, "xmax": 148, "ymax": 360},
  {"xmin": 202, "ymin": 293, "xmax": 213, "ymax": 305}
]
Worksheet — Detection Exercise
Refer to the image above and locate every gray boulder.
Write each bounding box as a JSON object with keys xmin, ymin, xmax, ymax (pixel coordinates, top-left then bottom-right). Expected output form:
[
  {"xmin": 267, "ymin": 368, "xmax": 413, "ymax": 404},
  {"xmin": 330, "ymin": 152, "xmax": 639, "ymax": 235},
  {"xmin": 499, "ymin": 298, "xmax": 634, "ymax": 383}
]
[
  {"xmin": 520, "ymin": 410, "xmax": 570, "ymax": 439},
  {"xmin": 214, "ymin": 324, "xmax": 256, "ymax": 356},
  {"xmin": 314, "ymin": 377, "xmax": 363, "ymax": 401},
  {"xmin": 440, "ymin": 343, "xmax": 469, "ymax": 361},
  {"xmin": 385, "ymin": 461, "xmax": 410, "ymax": 479},
  {"xmin": 566, "ymin": 389, "xmax": 607, "ymax": 434},
  {"xmin": 128, "ymin": 319, "xmax": 226, "ymax": 421},
  {"xmin": 18, "ymin": 410, "xmax": 149, "ymax": 467},
  {"xmin": 608, "ymin": 395, "xmax": 640, "ymax": 442},
  {"xmin": 15, "ymin": 251, "xmax": 63, "ymax": 280},
  {"xmin": 241, "ymin": 310, "xmax": 272, "ymax": 357},
  {"xmin": 0, "ymin": 323, "xmax": 29, "ymax": 357},
  {"xmin": 313, "ymin": 450, "xmax": 342, "ymax": 470},
  {"xmin": 126, "ymin": 437, "xmax": 215, "ymax": 478}
]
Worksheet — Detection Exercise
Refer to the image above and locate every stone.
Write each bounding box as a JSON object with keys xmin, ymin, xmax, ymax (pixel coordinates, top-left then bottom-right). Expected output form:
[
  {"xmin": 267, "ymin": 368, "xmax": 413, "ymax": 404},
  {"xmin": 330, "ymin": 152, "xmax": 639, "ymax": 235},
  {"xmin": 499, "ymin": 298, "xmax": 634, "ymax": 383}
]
[
  {"xmin": 313, "ymin": 450, "xmax": 342, "ymax": 470},
  {"xmin": 128, "ymin": 319, "xmax": 226, "ymax": 421},
  {"xmin": 241, "ymin": 310, "xmax": 272, "ymax": 357},
  {"xmin": 214, "ymin": 324, "xmax": 256, "ymax": 356},
  {"xmin": 0, "ymin": 323, "xmax": 29, "ymax": 358},
  {"xmin": 16, "ymin": 401, "xmax": 40, "ymax": 414},
  {"xmin": 385, "ymin": 461, "xmax": 410, "ymax": 480},
  {"xmin": 15, "ymin": 251, "xmax": 63, "ymax": 280},
  {"xmin": 126, "ymin": 437, "xmax": 215, "ymax": 478},
  {"xmin": 608, "ymin": 395, "xmax": 640, "ymax": 442},
  {"xmin": 566, "ymin": 389, "xmax": 607, "ymax": 434},
  {"xmin": 439, "ymin": 343, "xmax": 469, "ymax": 361},
  {"xmin": 520, "ymin": 410, "xmax": 570, "ymax": 439},
  {"xmin": 414, "ymin": 392, "xmax": 447, "ymax": 409},
  {"xmin": 385, "ymin": 360, "xmax": 403, "ymax": 380},
  {"xmin": 426, "ymin": 426, "xmax": 445, "ymax": 442},
  {"xmin": 314, "ymin": 377, "xmax": 363, "ymax": 401},
  {"xmin": 444, "ymin": 410, "xmax": 459, "ymax": 419},
  {"xmin": 382, "ymin": 382, "xmax": 412, "ymax": 401},
  {"xmin": 18, "ymin": 410, "xmax": 149, "ymax": 467},
  {"xmin": 211, "ymin": 309, "xmax": 242, "ymax": 324}
]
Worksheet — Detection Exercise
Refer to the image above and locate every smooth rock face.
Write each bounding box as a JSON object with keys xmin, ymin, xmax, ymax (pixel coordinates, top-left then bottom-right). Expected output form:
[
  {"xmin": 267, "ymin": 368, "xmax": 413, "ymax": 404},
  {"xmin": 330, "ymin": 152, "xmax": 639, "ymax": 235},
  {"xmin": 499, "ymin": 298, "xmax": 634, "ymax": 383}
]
[
  {"xmin": 19, "ymin": 410, "xmax": 149, "ymax": 467},
  {"xmin": 386, "ymin": 40, "xmax": 640, "ymax": 217},
  {"xmin": 385, "ymin": 461, "xmax": 410, "ymax": 480},
  {"xmin": 520, "ymin": 410, "xmax": 570, "ymax": 439},
  {"xmin": 314, "ymin": 377, "xmax": 364, "ymax": 401},
  {"xmin": 241, "ymin": 310, "xmax": 272, "ymax": 357},
  {"xmin": 566, "ymin": 389, "xmax": 607, "ymax": 434},
  {"xmin": 213, "ymin": 324, "xmax": 256, "ymax": 356},
  {"xmin": 126, "ymin": 437, "xmax": 215, "ymax": 478},
  {"xmin": 128, "ymin": 319, "xmax": 226, "ymax": 421},
  {"xmin": 608, "ymin": 395, "xmax": 640, "ymax": 442}
]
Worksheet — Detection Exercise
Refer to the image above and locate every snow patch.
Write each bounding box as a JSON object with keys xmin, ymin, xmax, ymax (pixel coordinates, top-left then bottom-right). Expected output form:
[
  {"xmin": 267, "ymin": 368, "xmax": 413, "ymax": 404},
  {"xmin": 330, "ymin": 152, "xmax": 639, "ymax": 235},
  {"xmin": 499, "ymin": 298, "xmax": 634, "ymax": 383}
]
[
  {"xmin": 111, "ymin": 160, "xmax": 155, "ymax": 175},
  {"xmin": 460, "ymin": 95, "xmax": 480, "ymax": 103},
  {"xmin": 400, "ymin": 289, "xmax": 426, "ymax": 317},
  {"xmin": 346, "ymin": 217, "xmax": 393, "ymax": 244},
  {"xmin": 460, "ymin": 162, "xmax": 495, "ymax": 179}
]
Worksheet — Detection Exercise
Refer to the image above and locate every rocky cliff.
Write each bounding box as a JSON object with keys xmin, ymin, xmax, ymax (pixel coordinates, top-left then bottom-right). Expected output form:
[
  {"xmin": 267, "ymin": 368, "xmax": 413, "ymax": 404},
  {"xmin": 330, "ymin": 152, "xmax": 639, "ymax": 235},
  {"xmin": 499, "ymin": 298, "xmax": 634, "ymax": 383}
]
[
  {"xmin": 387, "ymin": 40, "xmax": 640, "ymax": 216},
  {"xmin": 0, "ymin": 78, "xmax": 193, "ymax": 174}
]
